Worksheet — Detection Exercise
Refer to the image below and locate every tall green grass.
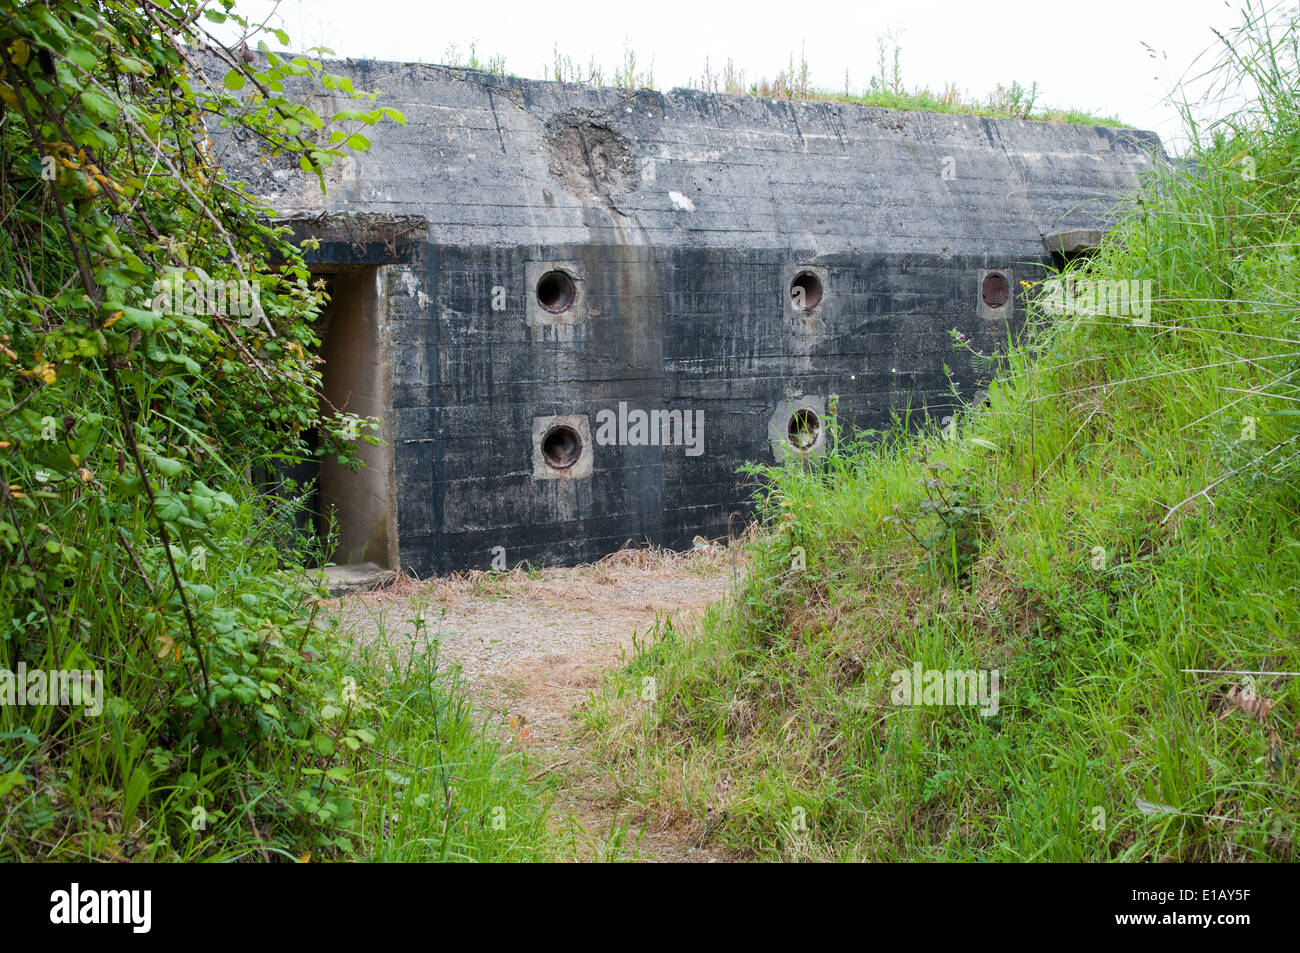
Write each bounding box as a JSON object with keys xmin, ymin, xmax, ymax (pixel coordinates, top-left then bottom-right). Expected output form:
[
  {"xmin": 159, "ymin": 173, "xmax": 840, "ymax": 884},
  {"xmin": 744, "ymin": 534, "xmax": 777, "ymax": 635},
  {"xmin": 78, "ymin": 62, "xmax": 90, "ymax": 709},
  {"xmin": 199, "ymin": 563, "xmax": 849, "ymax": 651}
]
[
  {"xmin": 334, "ymin": 596, "xmax": 562, "ymax": 863},
  {"xmin": 0, "ymin": 480, "xmax": 560, "ymax": 862},
  {"xmin": 582, "ymin": 1, "xmax": 1300, "ymax": 861}
]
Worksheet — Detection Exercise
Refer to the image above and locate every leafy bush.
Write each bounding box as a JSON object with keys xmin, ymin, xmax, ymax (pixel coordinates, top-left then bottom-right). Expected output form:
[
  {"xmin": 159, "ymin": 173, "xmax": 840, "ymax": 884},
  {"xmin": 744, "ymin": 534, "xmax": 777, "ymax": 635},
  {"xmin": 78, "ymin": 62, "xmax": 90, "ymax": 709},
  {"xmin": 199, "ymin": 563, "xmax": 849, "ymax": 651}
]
[{"xmin": 0, "ymin": 0, "xmax": 554, "ymax": 862}]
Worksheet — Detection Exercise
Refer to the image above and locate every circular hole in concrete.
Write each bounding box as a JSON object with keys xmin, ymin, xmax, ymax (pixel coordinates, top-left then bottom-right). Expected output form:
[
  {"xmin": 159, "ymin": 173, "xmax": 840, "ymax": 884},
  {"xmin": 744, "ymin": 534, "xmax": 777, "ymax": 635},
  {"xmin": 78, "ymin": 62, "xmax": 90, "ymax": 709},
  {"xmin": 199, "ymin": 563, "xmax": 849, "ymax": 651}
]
[
  {"xmin": 790, "ymin": 271, "xmax": 824, "ymax": 311},
  {"xmin": 981, "ymin": 272, "xmax": 1009, "ymax": 309},
  {"xmin": 537, "ymin": 270, "xmax": 576, "ymax": 314},
  {"xmin": 787, "ymin": 409, "xmax": 820, "ymax": 451},
  {"xmin": 542, "ymin": 425, "xmax": 582, "ymax": 470}
]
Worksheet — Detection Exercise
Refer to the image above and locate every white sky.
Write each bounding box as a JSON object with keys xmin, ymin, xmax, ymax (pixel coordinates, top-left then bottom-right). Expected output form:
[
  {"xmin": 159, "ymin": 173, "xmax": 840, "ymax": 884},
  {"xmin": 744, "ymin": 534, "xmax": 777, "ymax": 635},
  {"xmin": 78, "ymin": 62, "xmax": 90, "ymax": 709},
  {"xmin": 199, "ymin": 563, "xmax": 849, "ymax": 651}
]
[{"xmin": 230, "ymin": 0, "xmax": 1268, "ymax": 154}]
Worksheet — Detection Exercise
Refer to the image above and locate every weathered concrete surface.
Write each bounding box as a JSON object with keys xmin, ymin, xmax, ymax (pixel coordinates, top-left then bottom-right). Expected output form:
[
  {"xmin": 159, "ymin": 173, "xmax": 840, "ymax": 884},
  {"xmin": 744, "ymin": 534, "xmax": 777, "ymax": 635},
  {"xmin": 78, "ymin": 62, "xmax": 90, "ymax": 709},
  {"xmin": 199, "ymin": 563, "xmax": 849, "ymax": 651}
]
[
  {"xmin": 315, "ymin": 562, "xmax": 396, "ymax": 597},
  {"xmin": 215, "ymin": 59, "xmax": 1165, "ymax": 575},
  {"xmin": 1044, "ymin": 228, "xmax": 1105, "ymax": 257}
]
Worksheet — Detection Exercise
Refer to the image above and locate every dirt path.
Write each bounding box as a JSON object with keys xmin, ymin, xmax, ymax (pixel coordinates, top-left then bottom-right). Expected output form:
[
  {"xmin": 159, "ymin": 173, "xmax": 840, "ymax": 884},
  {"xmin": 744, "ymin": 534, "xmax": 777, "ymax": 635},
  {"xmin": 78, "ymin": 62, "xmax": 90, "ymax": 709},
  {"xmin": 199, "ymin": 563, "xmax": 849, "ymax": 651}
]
[{"xmin": 332, "ymin": 545, "xmax": 741, "ymax": 861}]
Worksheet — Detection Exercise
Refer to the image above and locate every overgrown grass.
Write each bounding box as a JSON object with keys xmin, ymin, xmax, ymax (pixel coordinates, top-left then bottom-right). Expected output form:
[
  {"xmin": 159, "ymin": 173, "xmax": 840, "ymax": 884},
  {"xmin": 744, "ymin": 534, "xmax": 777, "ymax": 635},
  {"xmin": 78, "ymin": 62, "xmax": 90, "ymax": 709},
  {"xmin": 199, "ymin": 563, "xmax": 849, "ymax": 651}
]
[
  {"xmin": 0, "ymin": 479, "xmax": 560, "ymax": 862},
  {"xmin": 327, "ymin": 603, "xmax": 561, "ymax": 863},
  {"xmin": 813, "ymin": 87, "xmax": 1124, "ymax": 127},
  {"xmin": 437, "ymin": 35, "xmax": 1123, "ymax": 127},
  {"xmin": 582, "ymin": 2, "xmax": 1300, "ymax": 862}
]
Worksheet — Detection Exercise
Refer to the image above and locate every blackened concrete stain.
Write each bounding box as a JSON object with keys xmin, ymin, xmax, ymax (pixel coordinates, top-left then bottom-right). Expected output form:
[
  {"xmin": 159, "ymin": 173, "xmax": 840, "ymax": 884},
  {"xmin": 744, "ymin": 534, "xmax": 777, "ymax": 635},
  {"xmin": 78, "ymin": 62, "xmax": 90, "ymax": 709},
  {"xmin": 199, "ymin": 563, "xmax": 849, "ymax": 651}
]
[{"xmin": 213, "ymin": 58, "xmax": 1165, "ymax": 576}]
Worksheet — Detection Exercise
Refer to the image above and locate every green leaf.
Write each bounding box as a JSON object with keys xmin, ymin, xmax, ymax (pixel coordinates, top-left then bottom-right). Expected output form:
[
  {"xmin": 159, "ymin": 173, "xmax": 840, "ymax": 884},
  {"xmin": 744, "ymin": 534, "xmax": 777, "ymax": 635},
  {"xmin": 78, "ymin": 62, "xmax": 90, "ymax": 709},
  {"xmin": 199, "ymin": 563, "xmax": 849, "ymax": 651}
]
[
  {"xmin": 32, "ymin": 7, "xmax": 73, "ymax": 44},
  {"xmin": 79, "ymin": 91, "xmax": 117, "ymax": 123},
  {"xmin": 0, "ymin": 769, "xmax": 29, "ymax": 798},
  {"xmin": 67, "ymin": 46, "xmax": 99, "ymax": 72},
  {"xmin": 223, "ymin": 70, "xmax": 246, "ymax": 91},
  {"xmin": 122, "ymin": 764, "xmax": 150, "ymax": 830},
  {"xmin": 119, "ymin": 306, "xmax": 160, "ymax": 332},
  {"xmin": 154, "ymin": 493, "xmax": 185, "ymax": 522},
  {"xmin": 151, "ymin": 456, "xmax": 185, "ymax": 478}
]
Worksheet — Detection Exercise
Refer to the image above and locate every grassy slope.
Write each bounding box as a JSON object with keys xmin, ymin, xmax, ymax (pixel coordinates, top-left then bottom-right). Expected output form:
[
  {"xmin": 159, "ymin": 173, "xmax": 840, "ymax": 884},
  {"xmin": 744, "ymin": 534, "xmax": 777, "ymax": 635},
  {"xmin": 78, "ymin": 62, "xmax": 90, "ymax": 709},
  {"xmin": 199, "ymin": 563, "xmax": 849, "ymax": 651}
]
[{"xmin": 582, "ymin": 14, "xmax": 1300, "ymax": 862}]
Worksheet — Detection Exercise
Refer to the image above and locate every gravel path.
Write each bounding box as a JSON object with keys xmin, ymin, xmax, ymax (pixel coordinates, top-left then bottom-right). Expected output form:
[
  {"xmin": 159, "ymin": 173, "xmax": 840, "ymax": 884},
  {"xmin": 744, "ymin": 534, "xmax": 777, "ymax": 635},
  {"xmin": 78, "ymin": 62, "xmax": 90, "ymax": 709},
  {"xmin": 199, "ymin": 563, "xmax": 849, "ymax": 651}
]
[{"xmin": 330, "ymin": 545, "xmax": 741, "ymax": 861}]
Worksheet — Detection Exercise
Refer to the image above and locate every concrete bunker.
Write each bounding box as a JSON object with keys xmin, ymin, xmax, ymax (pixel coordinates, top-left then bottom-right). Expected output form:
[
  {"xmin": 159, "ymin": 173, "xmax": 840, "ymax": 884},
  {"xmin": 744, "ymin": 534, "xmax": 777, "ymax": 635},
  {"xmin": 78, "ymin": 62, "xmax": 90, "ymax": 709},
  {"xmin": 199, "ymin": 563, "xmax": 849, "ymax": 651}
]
[
  {"xmin": 526, "ymin": 261, "xmax": 588, "ymax": 327},
  {"xmin": 769, "ymin": 397, "xmax": 829, "ymax": 462},
  {"xmin": 980, "ymin": 272, "xmax": 1009, "ymax": 309},
  {"xmin": 531, "ymin": 414, "xmax": 594, "ymax": 480},
  {"xmin": 251, "ymin": 213, "xmax": 423, "ymax": 573},
  {"xmin": 788, "ymin": 409, "xmax": 821, "ymax": 451},
  {"xmin": 790, "ymin": 270, "xmax": 824, "ymax": 312},
  {"xmin": 536, "ymin": 269, "xmax": 577, "ymax": 314},
  {"xmin": 215, "ymin": 57, "xmax": 1164, "ymax": 576},
  {"xmin": 541, "ymin": 422, "xmax": 583, "ymax": 470}
]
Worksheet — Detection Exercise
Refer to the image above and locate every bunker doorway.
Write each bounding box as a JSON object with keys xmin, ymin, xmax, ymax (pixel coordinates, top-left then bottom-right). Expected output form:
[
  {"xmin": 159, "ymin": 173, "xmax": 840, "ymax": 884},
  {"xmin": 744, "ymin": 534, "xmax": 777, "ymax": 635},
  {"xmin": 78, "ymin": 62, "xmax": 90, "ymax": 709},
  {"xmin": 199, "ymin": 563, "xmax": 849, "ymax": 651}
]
[{"xmin": 312, "ymin": 267, "xmax": 397, "ymax": 571}]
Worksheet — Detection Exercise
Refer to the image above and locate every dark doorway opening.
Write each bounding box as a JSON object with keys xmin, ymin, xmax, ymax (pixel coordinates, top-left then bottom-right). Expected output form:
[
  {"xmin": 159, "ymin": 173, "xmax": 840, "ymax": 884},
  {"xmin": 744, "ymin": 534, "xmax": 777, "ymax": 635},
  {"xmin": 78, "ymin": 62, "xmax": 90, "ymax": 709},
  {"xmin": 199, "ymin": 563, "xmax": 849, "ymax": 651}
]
[
  {"xmin": 315, "ymin": 267, "xmax": 395, "ymax": 569},
  {"xmin": 256, "ymin": 267, "xmax": 395, "ymax": 570}
]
